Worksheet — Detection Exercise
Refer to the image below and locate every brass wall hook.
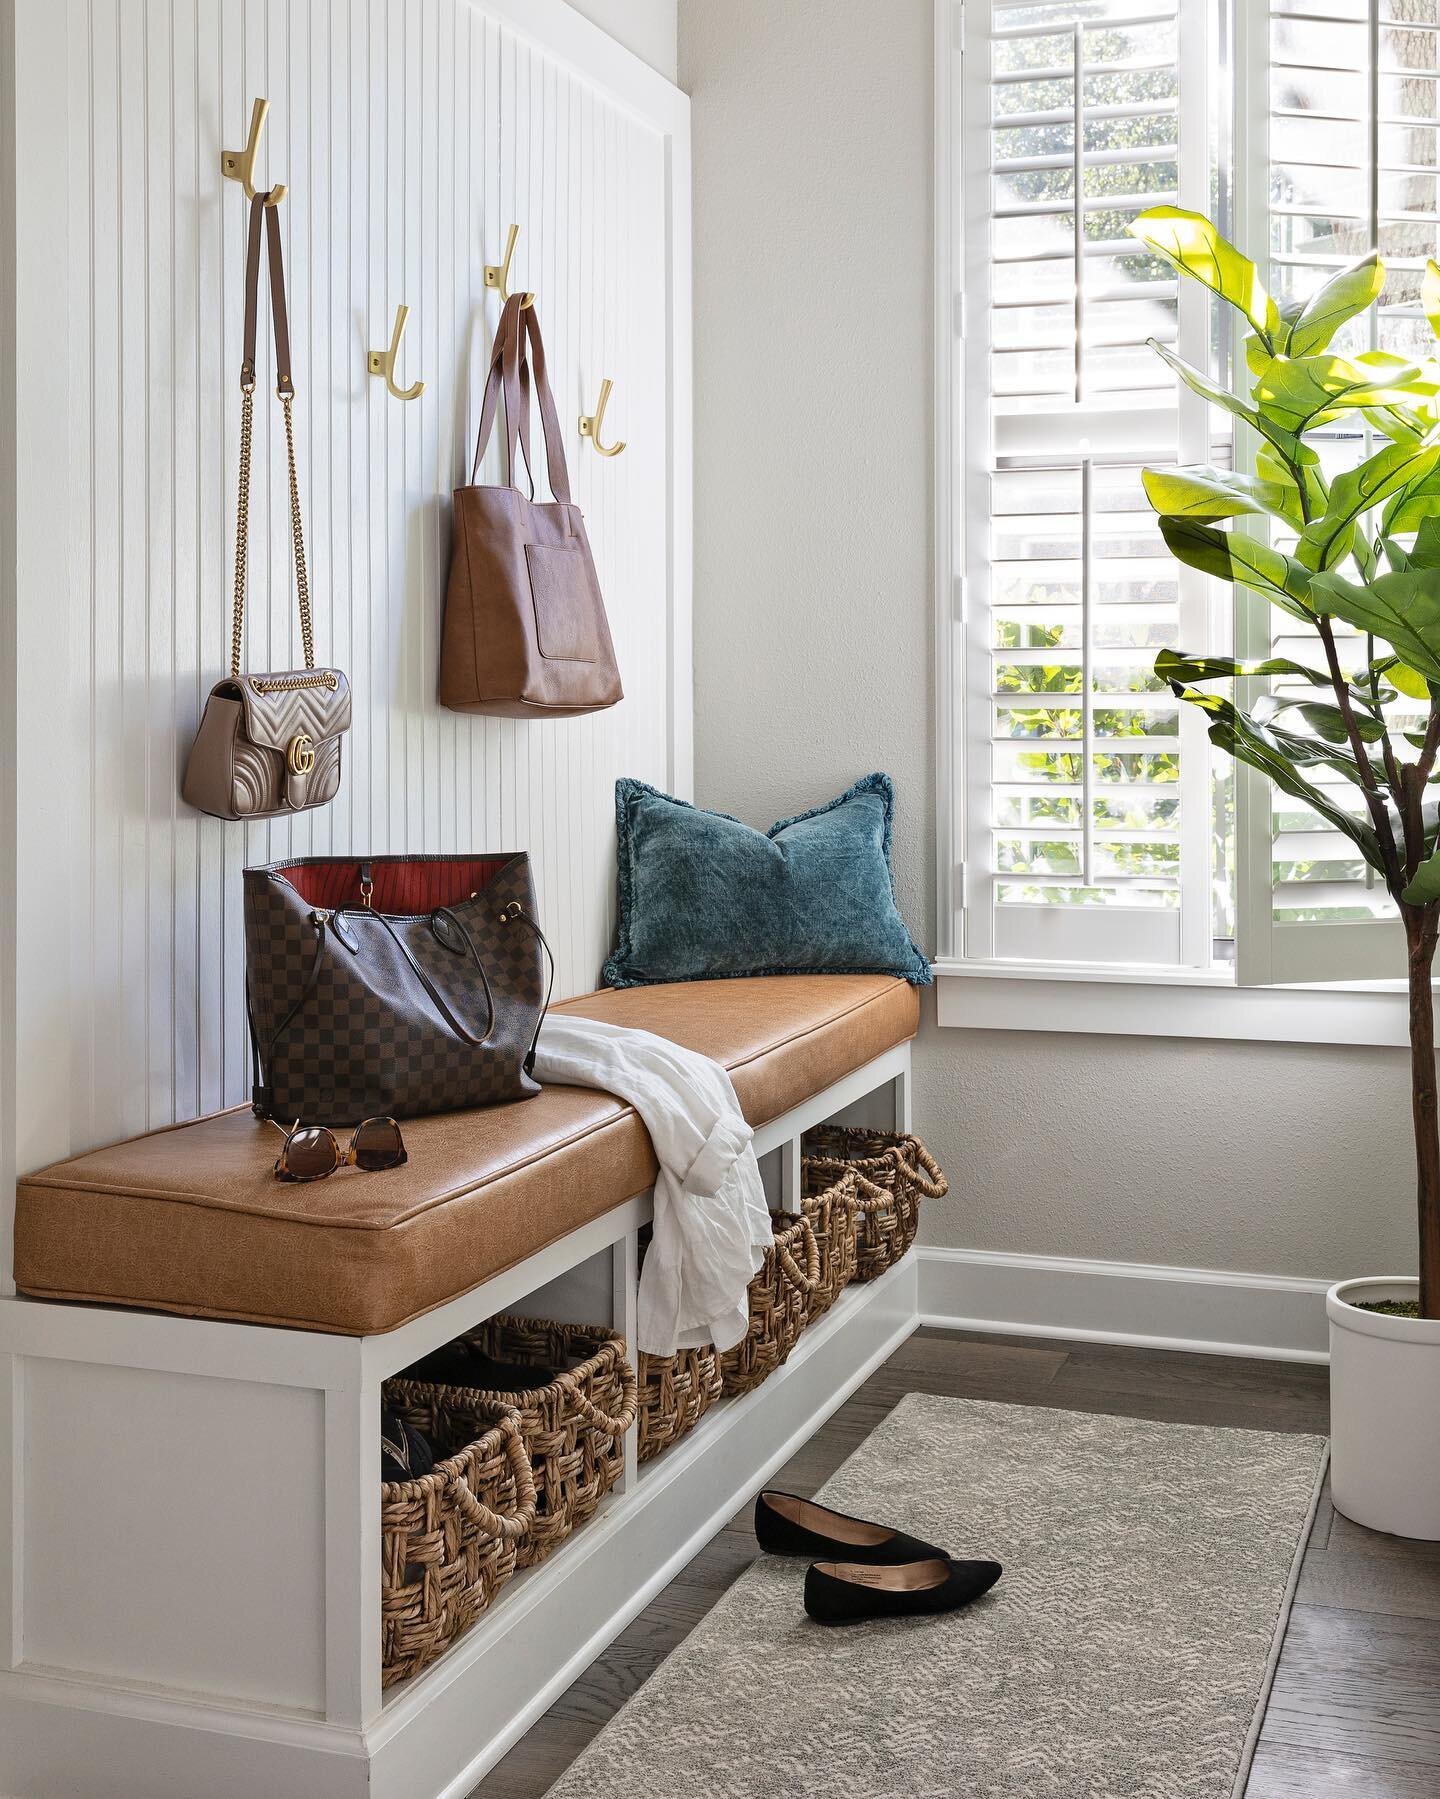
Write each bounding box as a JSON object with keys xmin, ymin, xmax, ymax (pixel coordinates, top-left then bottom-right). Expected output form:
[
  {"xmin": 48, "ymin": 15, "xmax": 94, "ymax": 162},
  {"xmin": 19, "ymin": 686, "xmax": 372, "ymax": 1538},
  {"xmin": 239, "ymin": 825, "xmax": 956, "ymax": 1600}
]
[
  {"xmin": 221, "ymin": 97, "xmax": 286, "ymax": 206},
  {"xmin": 367, "ymin": 305, "xmax": 425, "ymax": 401},
  {"xmin": 484, "ymin": 223, "xmax": 535, "ymax": 308},
  {"xmin": 579, "ymin": 379, "xmax": 626, "ymax": 457}
]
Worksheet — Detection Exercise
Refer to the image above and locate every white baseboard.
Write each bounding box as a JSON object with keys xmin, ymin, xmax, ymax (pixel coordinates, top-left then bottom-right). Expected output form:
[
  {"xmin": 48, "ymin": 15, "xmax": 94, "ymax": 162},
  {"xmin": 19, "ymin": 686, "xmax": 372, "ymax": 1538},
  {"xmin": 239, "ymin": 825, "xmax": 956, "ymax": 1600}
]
[{"xmin": 916, "ymin": 1246, "xmax": 1331, "ymax": 1364}]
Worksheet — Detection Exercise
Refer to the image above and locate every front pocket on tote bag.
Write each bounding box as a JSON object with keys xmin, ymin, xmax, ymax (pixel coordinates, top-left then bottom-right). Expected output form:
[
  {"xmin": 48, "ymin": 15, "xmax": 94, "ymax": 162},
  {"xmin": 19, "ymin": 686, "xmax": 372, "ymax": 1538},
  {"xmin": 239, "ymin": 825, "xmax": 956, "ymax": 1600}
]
[{"xmin": 525, "ymin": 541, "xmax": 603, "ymax": 662}]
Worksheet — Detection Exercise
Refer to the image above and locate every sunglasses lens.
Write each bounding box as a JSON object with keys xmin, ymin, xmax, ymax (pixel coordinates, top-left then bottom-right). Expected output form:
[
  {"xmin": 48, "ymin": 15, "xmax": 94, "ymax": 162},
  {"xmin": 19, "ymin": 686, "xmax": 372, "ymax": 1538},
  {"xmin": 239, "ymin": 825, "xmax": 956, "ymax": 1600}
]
[
  {"xmin": 354, "ymin": 1118, "xmax": 407, "ymax": 1171},
  {"xmin": 283, "ymin": 1127, "xmax": 339, "ymax": 1180}
]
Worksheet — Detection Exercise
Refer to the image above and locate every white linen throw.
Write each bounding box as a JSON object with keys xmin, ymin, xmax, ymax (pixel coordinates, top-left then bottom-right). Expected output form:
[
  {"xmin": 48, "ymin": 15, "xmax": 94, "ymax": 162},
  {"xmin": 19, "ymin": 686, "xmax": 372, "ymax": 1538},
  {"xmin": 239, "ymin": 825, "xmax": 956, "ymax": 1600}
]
[{"xmin": 532, "ymin": 1014, "xmax": 772, "ymax": 1356}]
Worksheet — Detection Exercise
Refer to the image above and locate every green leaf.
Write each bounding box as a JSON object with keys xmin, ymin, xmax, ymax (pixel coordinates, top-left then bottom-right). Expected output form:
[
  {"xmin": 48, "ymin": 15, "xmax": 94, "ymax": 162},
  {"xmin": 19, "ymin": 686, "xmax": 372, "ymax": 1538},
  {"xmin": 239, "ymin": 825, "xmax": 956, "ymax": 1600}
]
[
  {"xmin": 1380, "ymin": 533, "xmax": 1412, "ymax": 573},
  {"xmin": 1174, "ymin": 686, "xmax": 1386, "ymax": 869},
  {"xmin": 1309, "ymin": 567, "xmax": 1440, "ymax": 686},
  {"xmin": 1140, "ymin": 465, "xmax": 1286, "ymax": 521},
  {"xmin": 1286, "ymin": 254, "xmax": 1384, "ymax": 357},
  {"xmin": 1155, "ymin": 649, "xmax": 1333, "ymax": 687},
  {"xmin": 1253, "ymin": 353, "xmax": 1425, "ymax": 435},
  {"xmin": 1355, "ymin": 349, "xmax": 1440, "ymax": 394},
  {"xmin": 1362, "ymin": 403, "xmax": 1428, "ymax": 444},
  {"xmin": 1252, "ymin": 693, "xmax": 1386, "ymax": 743},
  {"xmin": 1412, "ymin": 517, "xmax": 1440, "ymax": 571},
  {"xmin": 1159, "ymin": 517, "xmax": 1315, "ymax": 621},
  {"xmin": 1423, "ymin": 260, "xmax": 1440, "ymax": 342},
  {"xmin": 1382, "ymin": 461, "xmax": 1440, "ymax": 536},
  {"xmin": 1128, "ymin": 207, "xmax": 1281, "ymax": 347},
  {"xmin": 1246, "ymin": 332, "xmax": 1278, "ymax": 379},
  {"xmin": 1299, "ymin": 443, "xmax": 1440, "ymax": 571},
  {"xmin": 1389, "ymin": 661, "xmax": 1431, "ymax": 700},
  {"xmin": 1357, "ymin": 657, "xmax": 1402, "ymax": 707},
  {"xmin": 1148, "ymin": 341, "xmax": 1317, "ymax": 466},
  {"xmin": 1402, "ymin": 848, "xmax": 1440, "ymax": 903},
  {"xmin": 1255, "ymin": 442, "xmax": 1320, "ymax": 528},
  {"xmin": 1399, "ymin": 807, "xmax": 1440, "ymax": 898}
]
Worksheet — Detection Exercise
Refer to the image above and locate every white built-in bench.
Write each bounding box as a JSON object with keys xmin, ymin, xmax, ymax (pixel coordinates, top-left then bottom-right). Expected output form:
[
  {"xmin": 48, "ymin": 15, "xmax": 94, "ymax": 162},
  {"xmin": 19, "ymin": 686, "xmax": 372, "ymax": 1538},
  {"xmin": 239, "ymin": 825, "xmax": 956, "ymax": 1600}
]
[{"xmin": 1, "ymin": 974, "xmax": 919, "ymax": 1799}]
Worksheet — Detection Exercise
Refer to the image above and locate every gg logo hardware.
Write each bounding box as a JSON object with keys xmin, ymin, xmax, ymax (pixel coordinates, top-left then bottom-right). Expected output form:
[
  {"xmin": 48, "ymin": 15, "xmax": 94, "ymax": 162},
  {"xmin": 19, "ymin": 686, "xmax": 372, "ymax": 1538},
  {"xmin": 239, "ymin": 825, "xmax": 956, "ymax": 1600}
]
[{"xmin": 286, "ymin": 732, "xmax": 316, "ymax": 777}]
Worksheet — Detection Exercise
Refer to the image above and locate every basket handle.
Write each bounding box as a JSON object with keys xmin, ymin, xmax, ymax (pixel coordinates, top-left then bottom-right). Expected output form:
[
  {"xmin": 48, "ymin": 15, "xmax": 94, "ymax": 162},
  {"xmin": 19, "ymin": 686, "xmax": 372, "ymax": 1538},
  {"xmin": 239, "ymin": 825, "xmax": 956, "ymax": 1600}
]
[
  {"xmin": 894, "ymin": 1137, "xmax": 949, "ymax": 1200},
  {"xmin": 449, "ymin": 1414, "xmax": 537, "ymax": 1542},
  {"xmin": 850, "ymin": 1170, "xmax": 892, "ymax": 1214},
  {"xmin": 568, "ymin": 1356, "xmax": 639, "ymax": 1441},
  {"xmin": 776, "ymin": 1216, "xmax": 820, "ymax": 1295}
]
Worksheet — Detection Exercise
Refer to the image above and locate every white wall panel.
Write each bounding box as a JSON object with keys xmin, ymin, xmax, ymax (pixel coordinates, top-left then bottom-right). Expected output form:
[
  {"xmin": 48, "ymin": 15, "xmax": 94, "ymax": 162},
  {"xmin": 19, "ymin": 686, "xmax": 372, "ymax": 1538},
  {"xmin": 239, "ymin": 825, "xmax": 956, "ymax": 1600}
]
[{"xmin": 5, "ymin": 0, "xmax": 690, "ymax": 1180}]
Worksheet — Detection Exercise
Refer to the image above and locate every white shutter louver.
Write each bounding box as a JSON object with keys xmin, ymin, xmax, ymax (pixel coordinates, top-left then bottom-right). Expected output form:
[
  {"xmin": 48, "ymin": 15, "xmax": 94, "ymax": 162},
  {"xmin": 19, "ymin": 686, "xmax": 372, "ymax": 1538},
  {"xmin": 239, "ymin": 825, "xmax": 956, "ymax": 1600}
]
[
  {"xmin": 963, "ymin": 0, "xmax": 1218, "ymax": 966},
  {"xmin": 1235, "ymin": 0, "xmax": 1440, "ymax": 981}
]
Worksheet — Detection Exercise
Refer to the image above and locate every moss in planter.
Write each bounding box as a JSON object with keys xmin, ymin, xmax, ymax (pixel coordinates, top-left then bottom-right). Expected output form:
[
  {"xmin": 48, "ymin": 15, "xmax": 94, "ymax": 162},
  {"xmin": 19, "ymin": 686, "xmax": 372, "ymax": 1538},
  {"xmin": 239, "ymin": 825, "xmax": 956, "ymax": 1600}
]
[{"xmin": 1355, "ymin": 1299, "xmax": 1421, "ymax": 1319}]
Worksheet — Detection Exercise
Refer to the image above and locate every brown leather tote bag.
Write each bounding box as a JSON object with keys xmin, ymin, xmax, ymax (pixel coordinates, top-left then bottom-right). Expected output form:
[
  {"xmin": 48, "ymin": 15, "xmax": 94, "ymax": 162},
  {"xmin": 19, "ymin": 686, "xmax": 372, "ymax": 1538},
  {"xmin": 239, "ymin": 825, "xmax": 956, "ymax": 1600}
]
[
  {"xmin": 244, "ymin": 853, "xmax": 553, "ymax": 1124},
  {"xmin": 440, "ymin": 294, "xmax": 623, "ymax": 718}
]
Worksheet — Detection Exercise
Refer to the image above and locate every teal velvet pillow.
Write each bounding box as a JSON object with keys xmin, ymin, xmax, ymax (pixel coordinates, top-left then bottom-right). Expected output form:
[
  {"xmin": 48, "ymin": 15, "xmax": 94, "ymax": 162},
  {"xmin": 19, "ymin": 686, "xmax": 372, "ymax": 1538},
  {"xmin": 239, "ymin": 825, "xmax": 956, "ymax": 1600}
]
[{"xmin": 602, "ymin": 773, "xmax": 931, "ymax": 988}]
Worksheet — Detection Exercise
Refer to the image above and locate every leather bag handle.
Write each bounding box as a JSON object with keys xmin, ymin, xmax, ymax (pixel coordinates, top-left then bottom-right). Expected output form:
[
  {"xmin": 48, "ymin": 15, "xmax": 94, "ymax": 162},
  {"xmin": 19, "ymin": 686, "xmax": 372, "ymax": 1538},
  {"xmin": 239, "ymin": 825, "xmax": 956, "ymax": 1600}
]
[
  {"xmin": 472, "ymin": 297, "xmax": 531, "ymax": 491},
  {"xmin": 333, "ymin": 906, "xmax": 498, "ymax": 1049},
  {"xmin": 469, "ymin": 292, "xmax": 574, "ymax": 506},
  {"xmin": 231, "ymin": 191, "xmax": 313, "ymax": 678}
]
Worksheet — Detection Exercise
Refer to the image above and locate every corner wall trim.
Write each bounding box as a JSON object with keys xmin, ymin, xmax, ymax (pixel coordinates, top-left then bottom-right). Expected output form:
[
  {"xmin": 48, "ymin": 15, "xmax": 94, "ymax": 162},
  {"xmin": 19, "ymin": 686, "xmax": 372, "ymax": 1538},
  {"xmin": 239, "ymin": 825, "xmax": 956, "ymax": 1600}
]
[{"xmin": 916, "ymin": 1246, "xmax": 1332, "ymax": 1364}]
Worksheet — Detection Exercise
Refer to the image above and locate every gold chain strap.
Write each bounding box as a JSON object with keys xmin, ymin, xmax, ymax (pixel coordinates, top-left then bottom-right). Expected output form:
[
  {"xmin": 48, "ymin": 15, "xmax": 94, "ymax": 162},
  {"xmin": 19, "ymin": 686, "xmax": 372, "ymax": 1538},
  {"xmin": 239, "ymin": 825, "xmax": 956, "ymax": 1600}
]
[
  {"xmin": 250, "ymin": 671, "xmax": 337, "ymax": 695},
  {"xmin": 228, "ymin": 388, "xmax": 315, "ymax": 679},
  {"xmin": 281, "ymin": 393, "xmax": 315, "ymax": 670},
  {"xmin": 229, "ymin": 196, "xmax": 314, "ymax": 680},
  {"xmin": 229, "ymin": 386, "xmax": 255, "ymax": 679}
]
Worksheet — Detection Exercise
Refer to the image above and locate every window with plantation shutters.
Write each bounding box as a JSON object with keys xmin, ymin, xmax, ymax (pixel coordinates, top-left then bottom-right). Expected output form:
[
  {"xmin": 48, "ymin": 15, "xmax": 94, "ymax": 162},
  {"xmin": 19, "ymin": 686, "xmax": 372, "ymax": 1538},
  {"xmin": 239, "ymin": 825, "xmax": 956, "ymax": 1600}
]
[
  {"xmin": 1231, "ymin": 0, "xmax": 1440, "ymax": 982},
  {"xmin": 949, "ymin": 0, "xmax": 1440, "ymax": 984},
  {"xmin": 959, "ymin": 0, "xmax": 1223, "ymax": 968}
]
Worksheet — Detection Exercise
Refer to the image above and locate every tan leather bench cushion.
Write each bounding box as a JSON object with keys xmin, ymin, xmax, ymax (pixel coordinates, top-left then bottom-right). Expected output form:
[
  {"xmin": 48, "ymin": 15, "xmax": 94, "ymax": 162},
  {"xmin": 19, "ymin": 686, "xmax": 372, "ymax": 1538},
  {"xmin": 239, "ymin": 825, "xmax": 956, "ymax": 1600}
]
[{"xmin": 14, "ymin": 975, "xmax": 919, "ymax": 1335}]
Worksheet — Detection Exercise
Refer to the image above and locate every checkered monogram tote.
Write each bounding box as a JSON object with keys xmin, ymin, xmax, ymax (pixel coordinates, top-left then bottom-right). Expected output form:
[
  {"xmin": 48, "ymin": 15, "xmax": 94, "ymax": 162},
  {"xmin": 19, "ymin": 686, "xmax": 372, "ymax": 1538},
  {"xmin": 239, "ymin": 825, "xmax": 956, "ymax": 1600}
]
[{"xmin": 244, "ymin": 853, "xmax": 553, "ymax": 1124}]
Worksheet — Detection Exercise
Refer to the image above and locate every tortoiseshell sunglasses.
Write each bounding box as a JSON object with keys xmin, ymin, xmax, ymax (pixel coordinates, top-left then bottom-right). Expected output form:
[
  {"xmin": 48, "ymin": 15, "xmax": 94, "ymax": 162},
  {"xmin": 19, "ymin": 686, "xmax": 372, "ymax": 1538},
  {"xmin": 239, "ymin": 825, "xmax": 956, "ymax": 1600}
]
[{"xmin": 270, "ymin": 1116, "xmax": 408, "ymax": 1182}]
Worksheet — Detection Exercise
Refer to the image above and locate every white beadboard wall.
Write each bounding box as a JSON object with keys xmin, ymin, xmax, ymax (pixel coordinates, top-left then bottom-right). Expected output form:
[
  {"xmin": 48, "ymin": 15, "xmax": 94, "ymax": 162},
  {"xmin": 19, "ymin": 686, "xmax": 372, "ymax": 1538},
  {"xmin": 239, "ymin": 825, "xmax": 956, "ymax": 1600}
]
[{"xmin": 3, "ymin": 0, "xmax": 691, "ymax": 1183}]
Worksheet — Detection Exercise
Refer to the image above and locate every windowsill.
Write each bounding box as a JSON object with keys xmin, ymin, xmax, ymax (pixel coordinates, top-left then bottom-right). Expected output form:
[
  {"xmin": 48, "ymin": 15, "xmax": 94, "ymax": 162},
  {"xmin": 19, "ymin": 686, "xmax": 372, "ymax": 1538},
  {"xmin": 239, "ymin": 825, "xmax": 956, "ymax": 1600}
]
[{"xmin": 932, "ymin": 958, "xmax": 1420, "ymax": 1049}]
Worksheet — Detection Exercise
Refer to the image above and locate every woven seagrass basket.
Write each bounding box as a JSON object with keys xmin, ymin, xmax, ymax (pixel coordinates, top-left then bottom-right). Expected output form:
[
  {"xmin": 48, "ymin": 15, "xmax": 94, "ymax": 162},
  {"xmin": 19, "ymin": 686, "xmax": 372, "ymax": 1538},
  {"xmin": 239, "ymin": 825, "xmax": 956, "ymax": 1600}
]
[
  {"xmin": 801, "ymin": 1127, "xmax": 948, "ymax": 1281},
  {"xmin": 378, "ymin": 1396, "xmax": 535, "ymax": 1688},
  {"xmin": 636, "ymin": 1345, "xmax": 724, "ymax": 1463},
  {"xmin": 718, "ymin": 1209, "xmax": 820, "ymax": 1397},
  {"xmin": 387, "ymin": 1315, "xmax": 636, "ymax": 1570},
  {"xmin": 800, "ymin": 1167, "xmax": 859, "ymax": 1320}
]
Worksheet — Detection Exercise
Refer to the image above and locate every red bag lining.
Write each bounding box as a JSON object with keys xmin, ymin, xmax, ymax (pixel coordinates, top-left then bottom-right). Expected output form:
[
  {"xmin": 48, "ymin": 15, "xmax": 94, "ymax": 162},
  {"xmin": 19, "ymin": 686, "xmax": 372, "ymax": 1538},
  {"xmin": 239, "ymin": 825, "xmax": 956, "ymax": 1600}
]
[{"xmin": 275, "ymin": 858, "xmax": 511, "ymax": 914}]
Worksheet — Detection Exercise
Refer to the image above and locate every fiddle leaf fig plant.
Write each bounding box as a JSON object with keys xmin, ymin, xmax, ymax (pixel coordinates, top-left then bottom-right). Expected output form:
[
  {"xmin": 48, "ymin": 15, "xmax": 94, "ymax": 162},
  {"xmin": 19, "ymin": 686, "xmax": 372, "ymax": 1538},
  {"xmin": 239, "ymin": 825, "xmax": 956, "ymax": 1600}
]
[{"xmin": 1130, "ymin": 205, "xmax": 1440, "ymax": 1318}]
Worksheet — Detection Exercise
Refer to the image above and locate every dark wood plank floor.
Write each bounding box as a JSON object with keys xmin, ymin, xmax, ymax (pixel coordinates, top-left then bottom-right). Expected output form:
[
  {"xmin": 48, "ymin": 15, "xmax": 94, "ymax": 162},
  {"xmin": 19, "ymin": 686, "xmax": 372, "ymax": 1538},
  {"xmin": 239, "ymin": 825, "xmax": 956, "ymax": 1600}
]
[{"xmin": 473, "ymin": 1326, "xmax": 1440, "ymax": 1799}]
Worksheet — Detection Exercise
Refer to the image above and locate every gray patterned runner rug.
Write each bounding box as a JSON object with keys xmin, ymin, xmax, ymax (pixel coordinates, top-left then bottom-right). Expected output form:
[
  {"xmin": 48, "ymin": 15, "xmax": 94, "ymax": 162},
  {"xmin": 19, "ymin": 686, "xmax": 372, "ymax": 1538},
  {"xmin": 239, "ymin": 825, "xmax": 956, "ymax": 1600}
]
[{"xmin": 542, "ymin": 1393, "xmax": 1327, "ymax": 1799}]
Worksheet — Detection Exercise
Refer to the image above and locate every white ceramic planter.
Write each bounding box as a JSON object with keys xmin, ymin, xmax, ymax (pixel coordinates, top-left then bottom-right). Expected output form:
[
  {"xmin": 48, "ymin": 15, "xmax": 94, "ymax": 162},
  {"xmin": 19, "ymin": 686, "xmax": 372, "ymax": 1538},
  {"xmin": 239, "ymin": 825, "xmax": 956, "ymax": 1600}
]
[{"xmin": 1328, "ymin": 1276, "xmax": 1440, "ymax": 1541}]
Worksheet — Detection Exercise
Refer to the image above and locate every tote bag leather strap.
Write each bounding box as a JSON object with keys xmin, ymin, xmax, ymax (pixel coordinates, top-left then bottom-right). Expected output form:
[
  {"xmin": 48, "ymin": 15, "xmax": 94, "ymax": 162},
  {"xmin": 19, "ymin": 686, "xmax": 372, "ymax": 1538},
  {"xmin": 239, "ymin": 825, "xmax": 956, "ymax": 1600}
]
[
  {"xmin": 472, "ymin": 297, "xmax": 534, "ymax": 493},
  {"xmin": 469, "ymin": 292, "xmax": 574, "ymax": 507},
  {"xmin": 231, "ymin": 191, "xmax": 313, "ymax": 678}
]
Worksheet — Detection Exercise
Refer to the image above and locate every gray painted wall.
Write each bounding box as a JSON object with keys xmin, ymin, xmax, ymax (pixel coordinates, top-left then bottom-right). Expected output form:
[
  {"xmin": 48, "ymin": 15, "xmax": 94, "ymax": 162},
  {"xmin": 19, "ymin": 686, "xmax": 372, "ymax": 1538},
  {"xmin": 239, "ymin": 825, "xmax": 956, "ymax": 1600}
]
[{"xmin": 679, "ymin": 0, "xmax": 1418, "ymax": 1282}]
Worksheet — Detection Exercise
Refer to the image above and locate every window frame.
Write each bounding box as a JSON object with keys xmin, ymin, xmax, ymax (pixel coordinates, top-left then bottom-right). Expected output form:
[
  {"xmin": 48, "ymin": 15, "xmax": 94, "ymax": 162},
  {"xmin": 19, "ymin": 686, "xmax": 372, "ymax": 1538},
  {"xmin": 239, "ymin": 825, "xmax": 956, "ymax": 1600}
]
[{"xmin": 935, "ymin": 0, "xmax": 1425, "ymax": 1031}]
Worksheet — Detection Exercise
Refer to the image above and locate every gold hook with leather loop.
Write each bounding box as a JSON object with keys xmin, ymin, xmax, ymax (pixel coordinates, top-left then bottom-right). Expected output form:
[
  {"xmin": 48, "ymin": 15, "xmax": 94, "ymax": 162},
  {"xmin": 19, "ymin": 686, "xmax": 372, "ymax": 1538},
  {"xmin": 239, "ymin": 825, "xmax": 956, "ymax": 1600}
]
[{"xmin": 221, "ymin": 97, "xmax": 287, "ymax": 206}]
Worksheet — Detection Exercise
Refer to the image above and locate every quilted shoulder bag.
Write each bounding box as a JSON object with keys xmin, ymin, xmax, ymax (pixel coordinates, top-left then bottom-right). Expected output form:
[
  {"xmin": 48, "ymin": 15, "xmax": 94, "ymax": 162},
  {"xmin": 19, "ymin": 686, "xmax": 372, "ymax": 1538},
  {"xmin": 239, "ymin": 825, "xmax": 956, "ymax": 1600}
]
[
  {"xmin": 244, "ymin": 853, "xmax": 554, "ymax": 1124},
  {"xmin": 183, "ymin": 192, "xmax": 350, "ymax": 820}
]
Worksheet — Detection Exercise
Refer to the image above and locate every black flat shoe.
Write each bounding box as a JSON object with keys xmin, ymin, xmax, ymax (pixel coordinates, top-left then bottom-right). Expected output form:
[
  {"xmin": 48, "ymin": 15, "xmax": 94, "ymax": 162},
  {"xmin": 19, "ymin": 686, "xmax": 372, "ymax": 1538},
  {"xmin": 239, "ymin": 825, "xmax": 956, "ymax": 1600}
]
[
  {"xmin": 754, "ymin": 1490, "xmax": 946, "ymax": 1565},
  {"xmin": 804, "ymin": 1556, "xmax": 1002, "ymax": 1625}
]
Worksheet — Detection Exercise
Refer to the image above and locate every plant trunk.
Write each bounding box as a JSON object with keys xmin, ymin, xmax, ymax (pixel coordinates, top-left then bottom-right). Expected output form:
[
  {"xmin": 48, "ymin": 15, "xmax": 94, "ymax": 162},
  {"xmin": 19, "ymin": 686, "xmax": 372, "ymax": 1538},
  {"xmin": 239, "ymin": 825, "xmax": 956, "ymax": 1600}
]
[{"xmin": 1405, "ymin": 909, "xmax": 1440, "ymax": 1319}]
